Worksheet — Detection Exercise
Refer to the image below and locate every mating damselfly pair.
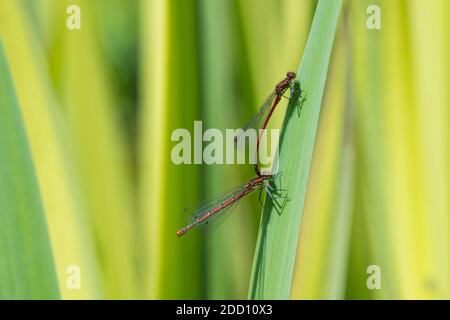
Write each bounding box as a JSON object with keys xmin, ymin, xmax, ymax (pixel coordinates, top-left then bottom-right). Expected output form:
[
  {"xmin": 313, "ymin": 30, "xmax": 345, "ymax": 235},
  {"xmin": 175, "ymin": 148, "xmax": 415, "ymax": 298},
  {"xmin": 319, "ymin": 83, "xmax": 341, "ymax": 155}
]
[{"xmin": 177, "ymin": 72, "xmax": 299, "ymax": 237}]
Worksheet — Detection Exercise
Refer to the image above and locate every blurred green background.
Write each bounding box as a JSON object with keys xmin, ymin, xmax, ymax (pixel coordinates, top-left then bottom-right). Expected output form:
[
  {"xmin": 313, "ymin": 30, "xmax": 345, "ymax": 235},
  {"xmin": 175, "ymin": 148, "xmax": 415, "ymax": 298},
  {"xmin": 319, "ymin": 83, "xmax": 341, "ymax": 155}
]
[{"xmin": 0, "ymin": 0, "xmax": 449, "ymax": 299}]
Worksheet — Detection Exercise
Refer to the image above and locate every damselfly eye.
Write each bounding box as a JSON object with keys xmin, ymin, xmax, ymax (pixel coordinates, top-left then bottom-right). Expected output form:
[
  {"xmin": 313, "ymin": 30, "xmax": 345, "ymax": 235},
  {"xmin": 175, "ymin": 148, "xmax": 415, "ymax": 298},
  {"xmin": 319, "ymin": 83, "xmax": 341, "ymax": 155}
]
[{"xmin": 286, "ymin": 71, "xmax": 296, "ymax": 80}]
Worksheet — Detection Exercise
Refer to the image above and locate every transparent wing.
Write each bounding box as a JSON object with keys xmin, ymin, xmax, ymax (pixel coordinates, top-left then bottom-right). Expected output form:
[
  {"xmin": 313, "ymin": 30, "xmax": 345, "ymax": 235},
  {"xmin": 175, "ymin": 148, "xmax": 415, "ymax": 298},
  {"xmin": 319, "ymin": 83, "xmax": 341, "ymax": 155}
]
[
  {"xmin": 198, "ymin": 200, "xmax": 240, "ymax": 232},
  {"xmin": 182, "ymin": 183, "xmax": 249, "ymax": 230},
  {"xmin": 234, "ymin": 92, "xmax": 277, "ymax": 147},
  {"xmin": 182, "ymin": 185, "xmax": 245, "ymax": 217},
  {"xmin": 181, "ymin": 182, "xmax": 262, "ymax": 233}
]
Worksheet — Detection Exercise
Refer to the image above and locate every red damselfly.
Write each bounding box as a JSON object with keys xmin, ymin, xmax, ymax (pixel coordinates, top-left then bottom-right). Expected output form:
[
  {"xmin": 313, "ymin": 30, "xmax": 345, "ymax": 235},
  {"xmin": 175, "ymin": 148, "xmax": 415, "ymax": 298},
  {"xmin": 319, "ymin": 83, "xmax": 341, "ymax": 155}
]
[
  {"xmin": 234, "ymin": 72, "xmax": 297, "ymax": 176},
  {"xmin": 176, "ymin": 174, "xmax": 285, "ymax": 237}
]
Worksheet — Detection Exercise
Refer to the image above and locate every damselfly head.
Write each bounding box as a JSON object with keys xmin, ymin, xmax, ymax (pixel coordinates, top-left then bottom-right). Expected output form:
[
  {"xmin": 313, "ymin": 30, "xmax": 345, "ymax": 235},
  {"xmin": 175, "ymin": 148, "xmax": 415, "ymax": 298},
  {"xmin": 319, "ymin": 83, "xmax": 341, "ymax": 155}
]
[{"xmin": 286, "ymin": 71, "xmax": 296, "ymax": 81}]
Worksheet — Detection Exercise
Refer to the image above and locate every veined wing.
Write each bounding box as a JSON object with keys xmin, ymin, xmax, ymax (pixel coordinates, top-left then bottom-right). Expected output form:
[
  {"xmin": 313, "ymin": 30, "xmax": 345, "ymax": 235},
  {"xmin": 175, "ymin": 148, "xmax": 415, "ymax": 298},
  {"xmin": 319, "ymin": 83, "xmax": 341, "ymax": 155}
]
[
  {"xmin": 183, "ymin": 183, "xmax": 249, "ymax": 231},
  {"xmin": 234, "ymin": 91, "xmax": 277, "ymax": 147},
  {"xmin": 181, "ymin": 180, "xmax": 263, "ymax": 233}
]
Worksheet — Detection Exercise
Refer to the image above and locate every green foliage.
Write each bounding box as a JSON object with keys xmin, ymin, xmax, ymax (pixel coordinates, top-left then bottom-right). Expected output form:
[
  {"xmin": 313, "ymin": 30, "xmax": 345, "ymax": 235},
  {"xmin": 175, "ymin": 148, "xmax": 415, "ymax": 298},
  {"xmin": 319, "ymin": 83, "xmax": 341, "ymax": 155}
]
[
  {"xmin": 249, "ymin": 0, "xmax": 343, "ymax": 299},
  {"xmin": 0, "ymin": 43, "xmax": 59, "ymax": 299},
  {"xmin": 0, "ymin": 0, "xmax": 449, "ymax": 300}
]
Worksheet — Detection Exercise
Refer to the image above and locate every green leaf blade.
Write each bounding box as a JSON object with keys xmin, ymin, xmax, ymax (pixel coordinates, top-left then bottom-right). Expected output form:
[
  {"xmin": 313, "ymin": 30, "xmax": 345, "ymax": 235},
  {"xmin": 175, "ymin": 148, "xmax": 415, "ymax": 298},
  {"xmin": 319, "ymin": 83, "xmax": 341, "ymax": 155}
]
[
  {"xmin": 249, "ymin": 0, "xmax": 343, "ymax": 299},
  {"xmin": 0, "ymin": 42, "xmax": 59, "ymax": 299}
]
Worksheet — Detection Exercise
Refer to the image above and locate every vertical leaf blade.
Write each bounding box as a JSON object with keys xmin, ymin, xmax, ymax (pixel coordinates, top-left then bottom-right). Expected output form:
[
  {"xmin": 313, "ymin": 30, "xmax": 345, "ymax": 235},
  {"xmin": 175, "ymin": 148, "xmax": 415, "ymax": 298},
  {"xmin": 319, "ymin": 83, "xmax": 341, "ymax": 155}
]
[
  {"xmin": 249, "ymin": 0, "xmax": 342, "ymax": 299},
  {"xmin": 140, "ymin": 0, "xmax": 202, "ymax": 299},
  {"xmin": 0, "ymin": 42, "xmax": 59, "ymax": 299},
  {"xmin": 0, "ymin": 0, "xmax": 102, "ymax": 299}
]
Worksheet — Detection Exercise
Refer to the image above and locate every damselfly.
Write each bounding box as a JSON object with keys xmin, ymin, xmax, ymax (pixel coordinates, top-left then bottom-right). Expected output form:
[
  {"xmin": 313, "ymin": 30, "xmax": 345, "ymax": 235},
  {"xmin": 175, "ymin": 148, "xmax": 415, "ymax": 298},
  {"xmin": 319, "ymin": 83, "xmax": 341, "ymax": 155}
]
[
  {"xmin": 176, "ymin": 174, "xmax": 286, "ymax": 237},
  {"xmin": 234, "ymin": 72, "xmax": 297, "ymax": 176}
]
